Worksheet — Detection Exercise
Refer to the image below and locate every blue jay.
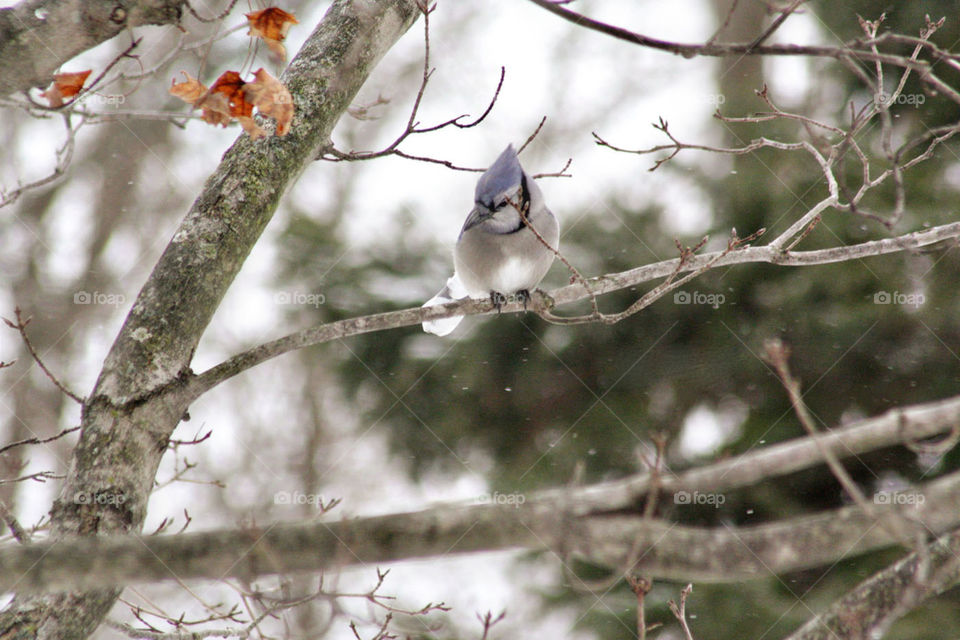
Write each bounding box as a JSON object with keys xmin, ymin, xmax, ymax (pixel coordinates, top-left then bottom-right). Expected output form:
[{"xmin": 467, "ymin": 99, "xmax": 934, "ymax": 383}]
[{"xmin": 423, "ymin": 145, "xmax": 559, "ymax": 335}]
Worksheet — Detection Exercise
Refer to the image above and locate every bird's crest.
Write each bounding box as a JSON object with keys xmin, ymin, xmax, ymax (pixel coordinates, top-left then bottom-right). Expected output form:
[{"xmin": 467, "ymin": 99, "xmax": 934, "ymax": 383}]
[{"xmin": 475, "ymin": 145, "xmax": 522, "ymax": 208}]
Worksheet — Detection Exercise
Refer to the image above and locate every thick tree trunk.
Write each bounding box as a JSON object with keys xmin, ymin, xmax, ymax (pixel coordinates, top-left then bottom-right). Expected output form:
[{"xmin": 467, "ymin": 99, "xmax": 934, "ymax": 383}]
[{"xmin": 0, "ymin": 1, "xmax": 420, "ymax": 638}]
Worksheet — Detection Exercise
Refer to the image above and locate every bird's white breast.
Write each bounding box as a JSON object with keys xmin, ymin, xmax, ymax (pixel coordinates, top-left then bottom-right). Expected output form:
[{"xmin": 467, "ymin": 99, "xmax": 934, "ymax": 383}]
[{"xmin": 485, "ymin": 255, "xmax": 542, "ymax": 295}]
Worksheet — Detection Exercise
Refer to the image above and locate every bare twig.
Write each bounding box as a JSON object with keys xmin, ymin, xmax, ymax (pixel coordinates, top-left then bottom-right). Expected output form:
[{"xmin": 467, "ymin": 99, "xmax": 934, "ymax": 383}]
[
  {"xmin": 668, "ymin": 584, "xmax": 695, "ymax": 640},
  {"xmin": 763, "ymin": 339, "xmax": 874, "ymax": 513},
  {"xmin": 525, "ymin": 0, "xmax": 960, "ymax": 104},
  {"xmin": 185, "ymin": 0, "xmax": 242, "ymax": 23},
  {"xmin": 705, "ymin": 0, "xmax": 739, "ymax": 46},
  {"xmin": 168, "ymin": 429, "xmax": 213, "ymax": 448},
  {"xmin": 0, "ymin": 425, "xmax": 81, "ymax": 457},
  {"xmin": 626, "ymin": 574, "xmax": 655, "ymax": 640},
  {"xmin": 321, "ymin": 3, "xmax": 505, "ymax": 170},
  {"xmin": 2, "ymin": 307, "xmax": 83, "ymax": 403},
  {"xmin": 763, "ymin": 339, "xmax": 922, "ymax": 548},
  {"xmin": 476, "ymin": 610, "xmax": 506, "ymax": 640},
  {"xmin": 746, "ymin": 0, "xmax": 807, "ymax": 51},
  {"xmin": 0, "ymin": 114, "xmax": 80, "ymax": 209},
  {"xmin": 0, "ymin": 471, "xmax": 63, "ymax": 486}
]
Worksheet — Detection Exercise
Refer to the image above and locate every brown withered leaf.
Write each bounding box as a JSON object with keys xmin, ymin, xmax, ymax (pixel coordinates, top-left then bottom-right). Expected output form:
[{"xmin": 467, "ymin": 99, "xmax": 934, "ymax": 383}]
[
  {"xmin": 246, "ymin": 7, "xmax": 298, "ymax": 61},
  {"xmin": 41, "ymin": 70, "xmax": 92, "ymax": 107},
  {"xmin": 241, "ymin": 68, "xmax": 294, "ymax": 136},
  {"xmin": 205, "ymin": 70, "xmax": 252, "ymax": 118},
  {"xmin": 169, "ymin": 71, "xmax": 207, "ymax": 104},
  {"xmin": 195, "ymin": 92, "xmax": 233, "ymax": 127},
  {"xmin": 169, "ymin": 69, "xmax": 291, "ymax": 138}
]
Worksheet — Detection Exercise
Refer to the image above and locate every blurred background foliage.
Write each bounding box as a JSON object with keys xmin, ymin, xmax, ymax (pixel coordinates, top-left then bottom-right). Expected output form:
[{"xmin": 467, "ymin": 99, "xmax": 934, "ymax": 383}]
[
  {"xmin": 3, "ymin": 0, "xmax": 960, "ymax": 637},
  {"xmin": 273, "ymin": 1, "xmax": 960, "ymax": 636}
]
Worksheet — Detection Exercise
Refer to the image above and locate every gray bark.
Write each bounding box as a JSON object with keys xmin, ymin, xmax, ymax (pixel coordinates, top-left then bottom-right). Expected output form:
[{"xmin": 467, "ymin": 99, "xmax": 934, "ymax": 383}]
[
  {"xmin": 786, "ymin": 530, "xmax": 960, "ymax": 640},
  {"xmin": 0, "ymin": 1, "xmax": 420, "ymax": 638},
  {"xmin": 0, "ymin": 469, "xmax": 956, "ymax": 593},
  {"xmin": 0, "ymin": 0, "xmax": 186, "ymax": 98},
  {"xmin": 0, "ymin": 393, "xmax": 957, "ymax": 593}
]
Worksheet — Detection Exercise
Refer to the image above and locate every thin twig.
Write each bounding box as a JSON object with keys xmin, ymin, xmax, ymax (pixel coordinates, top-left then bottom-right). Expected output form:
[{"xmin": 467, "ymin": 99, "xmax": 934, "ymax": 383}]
[
  {"xmin": 185, "ymin": 0, "xmax": 242, "ymax": 23},
  {"xmin": 627, "ymin": 574, "xmax": 654, "ymax": 640},
  {"xmin": 476, "ymin": 610, "xmax": 506, "ymax": 640},
  {"xmin": 668, "ymin": 584, "xmax": 695, "ymax": 640},
  {"xmin": 0, "ymin": 114, "xmax": 79, "ymax": 209},
  {"xmin": 2, "ymin": 307, "xmax": 83, "ymax": 403},
  {"xmin": 746, "ymin": 0, "xmax": 807, "ymax": 51},
  {"xmin": 763, "ymin": 339, "xmax": 920, "ymax": 547},
  {"xmin": 0, "ymin": 425, "xmax": 81, "ymax": 457},
  {"xmin": 321, "ymin": 3, "xmax": 505, "ymax": 169}
]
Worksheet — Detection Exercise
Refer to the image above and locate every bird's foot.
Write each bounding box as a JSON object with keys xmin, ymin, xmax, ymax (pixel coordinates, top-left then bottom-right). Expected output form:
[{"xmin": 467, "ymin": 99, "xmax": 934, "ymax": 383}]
[{"xmin": 490, "ymin": 291, "xmax": 508, "ymax": 312}]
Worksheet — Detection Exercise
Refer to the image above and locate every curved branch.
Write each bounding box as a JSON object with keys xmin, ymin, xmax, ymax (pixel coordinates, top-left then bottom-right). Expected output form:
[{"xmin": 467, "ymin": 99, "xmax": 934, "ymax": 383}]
[
  {"xmin": 2, "ymin": 392, "xmax": 959, "ymax": 592},
  {"xmin": 525, "ymin": 0, "xmax": 960, "ymax": 104},
  {"xmin": 188, "ymin": 220, "xmax": 960, "ymax": 399}
]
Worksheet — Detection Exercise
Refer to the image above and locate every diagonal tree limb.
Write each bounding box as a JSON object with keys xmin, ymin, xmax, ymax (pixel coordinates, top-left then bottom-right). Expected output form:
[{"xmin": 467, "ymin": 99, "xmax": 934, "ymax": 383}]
[
  {"xmin": 785, "ymin": 528, "xmax": 960, "ymax": 640},
  {"xmin": 0, "ymin": 1, "xmax": 422, "ymax": 639},
  {"xmin": 0, "ymin": 0, "xmax": 186, "ymax": 99},
  {"xmin": 1, "ymin": 393, "xmax": 959, "ymax": 593}
]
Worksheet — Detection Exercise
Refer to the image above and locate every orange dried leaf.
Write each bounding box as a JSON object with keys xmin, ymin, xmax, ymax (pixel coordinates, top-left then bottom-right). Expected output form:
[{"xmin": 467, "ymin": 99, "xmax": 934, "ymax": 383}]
[
  {"xmin": 242, "ymin": 68, "xmax": 294, "ymax": 136},
  {"xmin": 169, "ymin": 71, "xmax": 207, "ymax": 104},
  {"xmin": 41, "ymin": 70, "xmax": 92, "ymax": 107},
  {"xmin": 246, "ymin": 7, "xmax": 298, "ymax": 40},
  {"xmin": 205, "ymin": 70, "xmax": 252, "ymax": 118},
  {"xmin": 246, "ymin": 7, "xmax": 298, "ymax": 61},
  {"xmin": 195, "ymin": 92, "xmax": 233, "ymax": 127}
]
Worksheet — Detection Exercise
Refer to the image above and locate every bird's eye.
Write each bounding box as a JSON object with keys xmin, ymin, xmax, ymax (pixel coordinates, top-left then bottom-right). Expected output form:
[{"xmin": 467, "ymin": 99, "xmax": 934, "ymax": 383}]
[{"xmin": 494, "ymin": 198, "xmax": 507, "ymax": 210}]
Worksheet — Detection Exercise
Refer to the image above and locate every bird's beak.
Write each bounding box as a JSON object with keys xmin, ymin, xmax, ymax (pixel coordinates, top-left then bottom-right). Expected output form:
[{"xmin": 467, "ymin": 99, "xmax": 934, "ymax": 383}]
[{"xmin": 462, "ymin": 205, "xmax": 492, "ymax": 231}]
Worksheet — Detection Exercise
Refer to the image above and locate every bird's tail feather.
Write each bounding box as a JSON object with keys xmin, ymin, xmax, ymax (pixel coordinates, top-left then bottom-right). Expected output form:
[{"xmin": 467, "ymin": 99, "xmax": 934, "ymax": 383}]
[{"xmin": 422, "ymin": 274, "xmax": 468, "ymax": 336}]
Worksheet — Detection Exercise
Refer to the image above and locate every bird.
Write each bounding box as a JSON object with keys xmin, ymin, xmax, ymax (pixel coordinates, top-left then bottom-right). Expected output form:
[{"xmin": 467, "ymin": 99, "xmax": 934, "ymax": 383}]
[{"xmin": 422, "ymin": 144, "xmax": 559, "ymax": 336}]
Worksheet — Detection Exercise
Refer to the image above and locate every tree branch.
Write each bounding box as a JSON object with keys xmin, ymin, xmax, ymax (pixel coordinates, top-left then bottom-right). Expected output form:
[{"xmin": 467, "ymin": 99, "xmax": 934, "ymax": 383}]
[
  {"xmin": 2, "ymin": 393, "xmax": 959, "ymax": 592},
  {"xmin": 188, "ymin": 220, "xmax": 960, "ymax": 398},
  {"xmin": 526, "ymin": 1, "xmax": 960, "ymax": 105},
  {"xmin": 785, "ymin": 528, "xmax": 960, "ymax": 640},
  {"xmin": 0, "ymin": 0, "xmax": 186, "ymax": 98}
]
